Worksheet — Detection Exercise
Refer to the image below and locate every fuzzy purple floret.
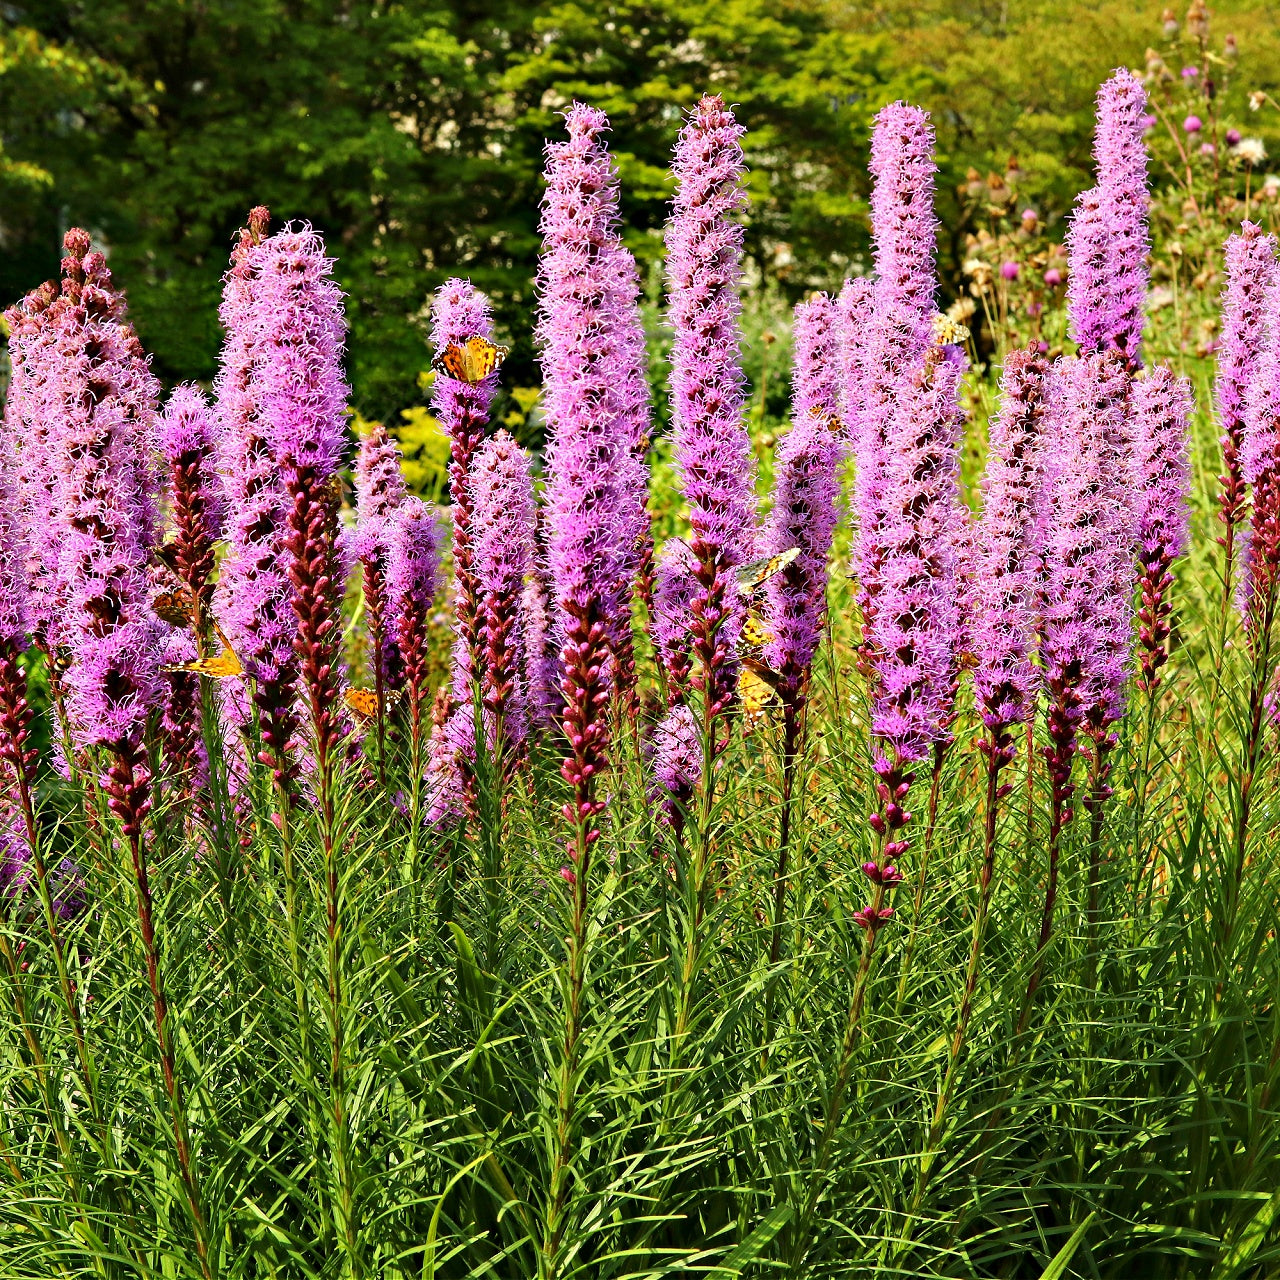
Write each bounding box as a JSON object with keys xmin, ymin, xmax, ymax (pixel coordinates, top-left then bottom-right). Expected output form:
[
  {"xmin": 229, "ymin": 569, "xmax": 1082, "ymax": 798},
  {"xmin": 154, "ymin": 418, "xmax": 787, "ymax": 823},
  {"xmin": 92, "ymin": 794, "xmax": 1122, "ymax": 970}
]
[
  {"xmin": 538, "ymin": 103, "xmax": 637, "ymax": 643},
  {"xmin": 667, "ymin": 95, "xmax": 757, "ymax": 563},
  {"xmin": 971, "ymin": 348, "xmax": 1050, "ymax": 729},
  {"xmin": 256, "ymin": 225, "xmax": 349, "ymax": 479},
  {"xmin": 386, "ymin": 498, "xmax": 445, "ymax": 649},
  {"xmin": 1131, "ymin": 367, "xmax": 1193, "ymax": 568},
  {"xmin": 470, "ymin": 429, "xmax": 537, "ymax": 745},
  {"xmin": 648, "ymin": 702, "xmax": 702, "ymax": 821},
  {"xmin": 520, "ymin": 567, "xmax": 561, "ymax": 730},
  {"xmin": 761, "ymin": 295, "xmax": 846, "ymax": 681},
  {"xmin": 1038, "ymin": 352, "xmax": 1136, "ymax": 736},
  {"xmin": 356, "ymin": 424, "xmax": 407, "ymax": 525},
  {"xmin": 868, "ymin": 103, "xmax": 939, "ymax": 323},
  {"xmin": 3, "ymin": 284, "xmax": 63, "ymax": 648},
  {"xmin": 1218, "ymin": 224, "xmax": 1279, "ymax": 451},
  {"xmin": 0, "ymin": 474, "xmax": 29, "ymax": 648},
  {"xmin": 1067, "ymin": 69, "xmax": 1151, "ymax": 368},
  {"xmin": 859, "ymin": 105, "xmax": 963, "ymax": 763},
  {"xmin": 51, "ymin": 240, "xmax": 165, "ymax": 751},
  {"xmin": 651, "ymin": 539, "xmax": 699, "ymax": 690},
  {"xmin": 159, "ymin": 383, "xmax": 224, "ymax": 541},
  {"xmin": 214, "ymin": 226, "xmax": 295, "ymax": 692}
]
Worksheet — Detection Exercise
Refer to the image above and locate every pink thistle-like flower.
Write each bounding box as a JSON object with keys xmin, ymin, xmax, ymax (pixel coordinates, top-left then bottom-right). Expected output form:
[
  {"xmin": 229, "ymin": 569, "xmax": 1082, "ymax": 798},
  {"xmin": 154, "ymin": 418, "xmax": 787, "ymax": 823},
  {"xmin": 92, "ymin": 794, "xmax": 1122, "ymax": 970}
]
[
  {"xmin": 971, "ymin": 347, "xmax": 1051, "ymax": 733},
  {"xmin": 667, "ymin": 94, "xmax": 758, "ymax": 726},
  {"xmin": 1038, "ymin": 352, "xmax": 1135, "ymax": 770},
  {"xmin": 355, "ymin": 423, "xmax": 407, "ymax": 525},
  {"xmin": 158, "ymin": 384, "xmax": 222, "ymax": 618},
  {"xmin": 647, "ymin": 702, "xmax": 702, "ymax": 826},
  {"xmin": 470, "ymin": 430, "xmax": 537, "ymax": 760},
  {"xmin": 50, "ymin": 230, "xmax": 165, "ymax": 755},
  {"xmin": 520, "ymin": 564, "xmax": 561, "ymax": 732},
  {"xmin": 1130, "ymin": 367, "xmax": 1193, "ymax": 691},
  {"xmin": 1241, "ymin": 270, "xmax": 1280, "ymax": 644},
  {"xmin": 3, "ymin": 280, "xmax": 64, "ymax": 651},
  {"xmin": 1216, "ymin": 223, "xmax": 1279, "ymax": 570},
  {"xmin": 1067, "ymin": 70, "xmax": 1151, "ymax": 370},
  {"xmin": 431, "ymin": 278, "xmax": 497, "ymax": 684},
  {"xmin": 214, "ymin": 207, "xmax": 299, "ymax": 778},
  {"xmin": 539, "ymin": 102, "xmax": 644, "ymax": 859},
  {"xmin": 651, "ymin": 539, "xmax": 700, "ymax": 706},
  {"xmin": 761, "ymin": 295, "xmax": 846, "ymax": 693},
  {"xmin": 386, "ymin": 497, "xmax": 445, "ymax": 746},
  {"xmin": 1184, "ymin": 115, "xmax": 1202, "ymax": 133}
]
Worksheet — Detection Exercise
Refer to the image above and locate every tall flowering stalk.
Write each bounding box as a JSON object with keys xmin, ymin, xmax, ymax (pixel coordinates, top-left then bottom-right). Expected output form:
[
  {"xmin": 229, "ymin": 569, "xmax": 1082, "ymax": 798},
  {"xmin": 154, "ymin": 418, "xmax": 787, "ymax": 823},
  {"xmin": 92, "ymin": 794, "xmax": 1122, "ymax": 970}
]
[
  {"xmin": 651, "ymin": 540, "xmax": 699, "ymax": 707},
  {"xmin": 909, "ymin": 347, "xmax": 1049, "ymax": 1214},
  {"xmin": 50, "ymin": 230, "xmax": 212, "ymax": 1277},
  {"xmin": 253, "ymin": 221, "xmax": 360, "ymax": 1271},
  {"xmin": 214, "ymin": 207, "xmax": 299, "ymax": 803},
  {"xmin": 387, "ymin": 499, "xmax": 443, "ymax": 861},
  {"xmin": 1226, "ymin": 269, "xmax": 1280, "ymax": 956},
  {"xmin": 157, "ymin": 385, "xmax": 222, "ymax": 812},
  {"xmin": 536, "ymin": 102, "xmax": 637, "ymax": 1275},
  {"xmin": 763, "ymin": 295, "xmax": 845, "ymax": 966},
  {"xmin": 1215, "ymin": 224, "xmax": 1278, "ymax": 632},
  {"xmin": 1026, "ymin": 351, "xmax": 1134, "ymax": 1026},
  {"xmin": 470, "ymin": 430, "xmax": 536, "ymax": 776},
  {"xmin": 793, "ymin": 103, "xmax": 961, "ymax": 1271},
  {"xmin": 1131, "ymin": 368, "xmax": 1193, "ymax": 693},
  {"xmin": 667, "ymin": 95, "xmax": 756, "ymax": 742},
  {"xmin": 353, "ymin": 424, "xmax": 408, "ymax": 773},
  {"xmin": 1066, "ymin": 68, "xmax": 1151, "ymax": 370},
  {"xmin": 431, "ymin": 279, "xmax": 498, "ymax": 691}
]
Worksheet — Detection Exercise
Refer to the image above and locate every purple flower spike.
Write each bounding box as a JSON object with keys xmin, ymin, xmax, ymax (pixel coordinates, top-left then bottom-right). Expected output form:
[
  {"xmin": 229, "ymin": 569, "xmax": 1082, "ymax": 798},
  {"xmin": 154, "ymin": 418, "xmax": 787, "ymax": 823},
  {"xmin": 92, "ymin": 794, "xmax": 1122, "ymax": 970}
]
[
  {"xmin": 972, "ymin": 347, "xmax": 1051, "ymax": 733},
  {"xmin": 667, "ymin": 94, "xmax": 758, "ymax": 727},
  {"xmin": 470, "ymin": 429, "xmax": 537, "ymax": 759},
  {"xmin": 868, "ymin": 103, "xmax": 940, "ymax": 323},
  {"xmin": 51, "ymin": 231, "xmax": 164, "ymax": 755},
  {"xmin": 1039, "ymin": 352, "xmax": 1136, "ymax": 752},
  {"xmin": 651, "ymin": 540, "xmax": 700, "ymax": 706},
  {"xmin": 431, "ymin": 278, "xmax": 497, "ymax": 681},
  {"xmin": 1241, "ymin": 269, "xmax": 1280, "ymax": 641},
  {"xmin": 356, "ymin": 423, "xmax": 407, "ymax": 525},
  {"xmin": 1130, "ymin": 367, "xmax": 1192, "ymax": 692},
  {"xmin": 3, "ymin": 281, "xmax": 64, "ymax": 651},
  {"xmin": 648, "ymin": 702, "xmax": 702, "ymax": 826},
  {"xmin": 1216, "ymin": 223, "xmax": 1279, "ymax": 566},
  {"xmin": 387, "ymin": 498, "xmax": 445, "ymax": 716},
  {"xmin": 539, "ymin": 101, "xmax": 643, "ymax": 855},
  {"xmin": 762, "ymin": 294, "xmax": 846, "ymax": 691},
  {"xmin": 1067, "ymin": 70, "xmax": 1151, "ymax": 370},
  {"xmin": 159, "ymin": 385, "xmax": 222, "ymax": 614},
  {"xmin": 214, "ymin": 208, "xmax": 298, "ymax": 768}
]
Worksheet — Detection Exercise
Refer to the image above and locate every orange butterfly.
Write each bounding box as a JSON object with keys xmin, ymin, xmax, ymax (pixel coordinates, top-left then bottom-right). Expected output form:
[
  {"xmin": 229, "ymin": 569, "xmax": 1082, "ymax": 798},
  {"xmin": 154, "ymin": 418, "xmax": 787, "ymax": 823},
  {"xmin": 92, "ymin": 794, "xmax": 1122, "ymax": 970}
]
[
  {"xmin": 165, "ymin": 625, "xmax": 243, "ymax": 680},
  {"xmin": 152, "ymin": 588, "xmax": 196, "ymax": 629},
  {"xmin": 342, "ymin": 687, "xmax": 402, "ymax": 722},
  {"xmin": 739, "ymin": 657, "xmax": 782, "ymax": 732},
  {"xmin": 431, "ymin": 335, "xmax": 510, "ymax": 385}
]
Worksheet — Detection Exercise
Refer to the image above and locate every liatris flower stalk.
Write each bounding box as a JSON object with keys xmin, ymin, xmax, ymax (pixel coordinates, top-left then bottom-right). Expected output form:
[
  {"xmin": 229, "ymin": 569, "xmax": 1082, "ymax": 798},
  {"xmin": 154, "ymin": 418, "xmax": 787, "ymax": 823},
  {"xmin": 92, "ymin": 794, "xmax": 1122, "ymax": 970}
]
[
  {"xmin": 50, "ymin": 229, "xmax": 212, "ymax": 1277},
  {"xmin": 521, "ymin": 561, "xmax": 560, "ymax": 733},
  {"xmin": 215, "ymin": 207, "xmax": 300, "ymax": 798},
  {"xmin": 648, "ymin": 702, "xmax": 701, "ymax": 841},
  {"xmin": 1027, "ymin": 351, "xmax": 1134, "ymax": 1025},
  {"xmin": 795, "ymin": 106, "xmax": 959, "ymax": 1271},
  {"xmin": 3, "ymin": 280, "xmax": 65, "ymax": 655},
  {"xmin": 352, "ymin": 424, "xmax": 408, "ymax": 773},
  {"xmin": 763, "ymin": 294, "xmax": 846, "ymax": 966},
  {"xmin": 387, "ymin": 499, "xmax": 444, "ymax": 862},
  {"xmin": 253, "ymin": 221, "xmax": 359, "ymax": 1270},
  {"xmin": 651, "ymin": 540, "xmax": 700, "ymax": 707},
  {"xmin": 1131, "ymin": 368, "xmax": 1193, "ymax": 691},
  {"xmin": 1225, "ymin": 270, "xmax": 1280, "ymax": 956},
  {"xmin": 536, "ymin": 101, "xmax": 640, "ymax": 1273},
  {"xmin": 667, "ymin": 95, "xmax": 757, "ymax": 742},
  {"xmin": 470, "ymin": 430, "xmax": 536, "ymax": 774},
  {"xmin": 910, "ymin": 347, "xmax": 1049, "ymax": 1207},
  {"xmin": 1215, "ymin": 223, "xmax": 1278, "ymax": 629},
  {"xmin": 1066, "ymin": 69, "xmax": 1151, "ymax": 370},
  {"xmin": 157, "ymin": 385, "xmax": 222, "ymax": 809},
  {"xmin": 431, "ymin": 279, "xmax": 498, "ymax": 687}
]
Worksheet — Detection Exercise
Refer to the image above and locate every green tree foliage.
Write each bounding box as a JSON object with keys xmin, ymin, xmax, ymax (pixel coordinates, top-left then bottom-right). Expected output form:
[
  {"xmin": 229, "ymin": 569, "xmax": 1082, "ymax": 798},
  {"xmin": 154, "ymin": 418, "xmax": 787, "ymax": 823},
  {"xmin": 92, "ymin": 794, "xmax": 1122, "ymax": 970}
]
[{"xmin": 2, "ymin": 1, "xmax": 1278, "ymax": 419}]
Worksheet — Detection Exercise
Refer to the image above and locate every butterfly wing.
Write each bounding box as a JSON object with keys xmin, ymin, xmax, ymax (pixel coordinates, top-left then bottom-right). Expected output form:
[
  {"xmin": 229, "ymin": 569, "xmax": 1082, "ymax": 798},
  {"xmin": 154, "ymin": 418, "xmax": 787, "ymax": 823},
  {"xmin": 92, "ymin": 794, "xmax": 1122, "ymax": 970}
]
[
  {"xmin": 736, "ymin": 547, "xmax": 800, "ymax": 593},
  {"xmin": 738, "ymin": 656, "xmax": 782, "ymax": 731},
  {"xmin": 168, "ymin": 644, "xmax": 242, "ymax": 679},
  {"xmin": 152, "ymin": 589, "xmax": 195, "ymax": 629},
  {"xmin": 343, "ymin": 688, "xmax": 380, "ymax": 722},
  {"xmin": 740, "ymin": 611, "xmax": 773, "ymax": 651},
  {"xmin": 433, "ymin": 335, "xmax": 510, "ymax": 385}
]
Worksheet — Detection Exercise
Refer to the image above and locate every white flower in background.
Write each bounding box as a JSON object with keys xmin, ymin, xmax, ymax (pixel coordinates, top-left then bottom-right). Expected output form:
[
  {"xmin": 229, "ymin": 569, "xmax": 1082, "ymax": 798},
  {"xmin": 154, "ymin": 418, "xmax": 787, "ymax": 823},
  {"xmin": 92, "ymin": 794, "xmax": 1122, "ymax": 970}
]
[{"xmin": 1233, "ymin": 138, "xmax": 1267, "ymax": 166}]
